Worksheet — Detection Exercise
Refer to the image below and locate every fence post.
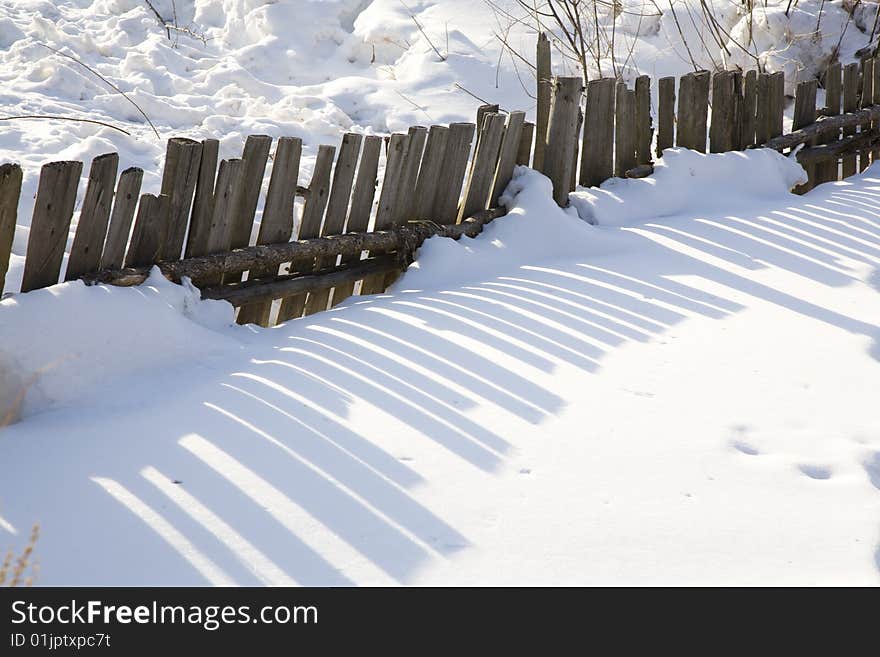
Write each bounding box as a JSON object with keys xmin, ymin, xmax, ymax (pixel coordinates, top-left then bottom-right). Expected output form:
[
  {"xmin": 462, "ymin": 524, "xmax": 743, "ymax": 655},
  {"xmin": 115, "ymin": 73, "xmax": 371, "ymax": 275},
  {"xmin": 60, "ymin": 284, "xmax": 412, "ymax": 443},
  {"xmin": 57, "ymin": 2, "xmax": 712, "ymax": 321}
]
[
  {"xmin": 533, "ymin": 32, "xmax": 552, "ymax": 171},
  {"xmin": 860, "ymin": 58, "xmax": 874, "ymax": 172},
  {"xmin": 657, "ymin": 76, "xmax": 675, "ymax": 158},
  {"xmin": 185, "ymin": 138, "xmax": 220, "ymax": 259},
  {"xmin": 543, "ymin": 76, "xmax": 583, "ymax": 205}
]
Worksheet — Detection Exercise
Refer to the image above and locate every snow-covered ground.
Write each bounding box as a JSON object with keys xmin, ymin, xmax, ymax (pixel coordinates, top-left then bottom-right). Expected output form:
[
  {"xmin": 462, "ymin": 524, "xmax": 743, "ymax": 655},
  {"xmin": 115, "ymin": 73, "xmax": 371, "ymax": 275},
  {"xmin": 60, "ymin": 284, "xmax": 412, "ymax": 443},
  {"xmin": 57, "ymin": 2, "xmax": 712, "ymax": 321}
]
[{"xmin": 1, "ymin": 151, "xmax": 878, "ymax": 585}]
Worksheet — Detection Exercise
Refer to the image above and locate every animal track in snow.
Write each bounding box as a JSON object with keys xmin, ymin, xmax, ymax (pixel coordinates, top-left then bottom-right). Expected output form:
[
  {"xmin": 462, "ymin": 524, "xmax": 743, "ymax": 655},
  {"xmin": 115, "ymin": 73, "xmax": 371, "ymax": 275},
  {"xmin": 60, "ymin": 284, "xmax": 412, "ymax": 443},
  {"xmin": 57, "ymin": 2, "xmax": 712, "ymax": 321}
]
[
  {"xmin": 731, "ymin": 441, "xmax": 759, "ymax": 456},
  {"xmin": 798, "ymin": 464, "xmax": 832, "ymax": 480}
]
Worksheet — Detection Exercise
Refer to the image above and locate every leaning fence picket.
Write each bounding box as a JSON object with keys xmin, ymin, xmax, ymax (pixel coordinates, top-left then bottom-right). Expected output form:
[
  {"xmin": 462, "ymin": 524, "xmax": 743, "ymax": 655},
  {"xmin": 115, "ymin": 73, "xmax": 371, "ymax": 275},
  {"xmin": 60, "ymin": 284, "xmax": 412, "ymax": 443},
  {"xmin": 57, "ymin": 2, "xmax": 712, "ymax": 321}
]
[
  {"xmin": 543, "ymin": 76, "xmax": 582, "ymax": 205},
  {"xmin": 21, "ymin": 160, "xmax": 83, "ymax": 293},
  {"xmin": 333, "ymin": 135, "xmax": 382, "ymax": 307},
  {"xmin": 278, "ymin": 144, "xmax": 335, "ymax": 320},
  {"xmin": 491, "ymin": 110, "xmax": 526, "ymax": 206},
  {"xmin": 100, "ymin": 167, "xmax": 144, "ymax": 270},
  {"xmin": 184, "ymin": 138, "xmax": 220, "ymax": 259},
  {"xmin": 159, "ymin": 137, "xmax": 202, "ymax": 260},
  {"xmin": 305, "ymin": 132, "xmax": 364, "ymax": 316},
  {"xmin": 431, "ymin": 122, "xmax": 476, "ymax": 224},
  {"xmin": 793, "ymin": 79, "xmax": 819, "ymax": 192},
  {"xmin": 65, "ymin": 152, "xmax": 119, "ymax": 281},
  {"xmin": 459, "ymin": 112, "xmax": 505, "ymax": 219}
]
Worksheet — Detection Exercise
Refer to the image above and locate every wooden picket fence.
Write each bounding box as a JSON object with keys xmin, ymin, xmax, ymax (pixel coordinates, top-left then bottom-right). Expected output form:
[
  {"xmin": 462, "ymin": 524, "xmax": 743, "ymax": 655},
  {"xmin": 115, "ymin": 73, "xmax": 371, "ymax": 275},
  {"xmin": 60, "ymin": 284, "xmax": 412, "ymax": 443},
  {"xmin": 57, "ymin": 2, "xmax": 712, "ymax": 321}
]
[
  {"xmin": 536, "ymin": 55, "xmax": 880, "ymax": 204},
  {"xmin": 1, "ymin": 48, "xmax": 879, "ymax": 327}
]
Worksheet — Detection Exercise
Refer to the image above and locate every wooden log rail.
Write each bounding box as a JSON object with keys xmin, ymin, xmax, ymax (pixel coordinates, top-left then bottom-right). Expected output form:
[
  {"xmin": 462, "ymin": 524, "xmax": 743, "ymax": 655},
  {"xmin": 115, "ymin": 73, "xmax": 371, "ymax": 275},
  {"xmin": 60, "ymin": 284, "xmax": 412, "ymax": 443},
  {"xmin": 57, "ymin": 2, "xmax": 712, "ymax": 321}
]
[
  {"xmin": 761, "ymin": 105, "xmax": 880, "ymax": 152},
  {"xmin": 80, "ymin": 207, "xmax": 506, "ymax": 289}
]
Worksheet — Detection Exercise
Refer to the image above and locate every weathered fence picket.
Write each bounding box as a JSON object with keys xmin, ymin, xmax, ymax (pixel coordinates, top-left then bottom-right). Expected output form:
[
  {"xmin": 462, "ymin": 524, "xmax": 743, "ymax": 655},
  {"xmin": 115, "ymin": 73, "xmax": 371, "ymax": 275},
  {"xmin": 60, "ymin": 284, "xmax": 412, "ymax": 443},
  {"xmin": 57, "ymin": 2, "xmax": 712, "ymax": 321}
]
[
  {"xmin": 21, "ymin": 160, "xmax": 82, "ymax": 293},
  {"xmin": 0, "ymin": 163, "xmax": 22, "ymax": 296},
  {"xmin": 65, "ymin": 152, "xmax": 119, "ymax": 281}
]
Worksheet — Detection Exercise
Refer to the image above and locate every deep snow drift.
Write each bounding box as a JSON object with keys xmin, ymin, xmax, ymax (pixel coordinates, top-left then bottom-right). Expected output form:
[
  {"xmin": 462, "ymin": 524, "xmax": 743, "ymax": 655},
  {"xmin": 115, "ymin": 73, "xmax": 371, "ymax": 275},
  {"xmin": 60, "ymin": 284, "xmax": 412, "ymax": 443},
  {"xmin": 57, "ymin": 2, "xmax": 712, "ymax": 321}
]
[{"xmin": 1, "ymin": 155, "xmax": 878, "ymax": 585}]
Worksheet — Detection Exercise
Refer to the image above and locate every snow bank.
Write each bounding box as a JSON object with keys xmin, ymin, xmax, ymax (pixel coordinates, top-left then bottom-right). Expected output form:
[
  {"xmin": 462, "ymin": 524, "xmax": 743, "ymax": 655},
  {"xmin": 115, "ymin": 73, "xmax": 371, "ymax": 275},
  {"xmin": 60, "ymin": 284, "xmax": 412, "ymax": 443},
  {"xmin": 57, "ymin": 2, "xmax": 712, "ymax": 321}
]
[
  {"xmin": 392, "ymin": 167, "xmax": 627, "ymax": 292},
  {"xmin": 570, "ymin": 148, "xmax": 807, "ymax": 226},
  {"xmin": 0, "ymin": 268, "xmax": 239, "ymax": 419}
]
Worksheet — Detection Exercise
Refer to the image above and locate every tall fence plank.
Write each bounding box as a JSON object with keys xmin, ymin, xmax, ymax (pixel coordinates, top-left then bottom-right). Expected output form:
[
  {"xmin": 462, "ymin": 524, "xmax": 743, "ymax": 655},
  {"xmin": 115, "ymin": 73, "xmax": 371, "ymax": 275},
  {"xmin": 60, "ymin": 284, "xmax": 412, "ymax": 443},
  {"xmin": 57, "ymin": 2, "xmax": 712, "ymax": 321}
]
[
  {"xmin": 459, "ymin": 112, "xmax": 506, "ymax": 218},
  {"xmin": 615, "ymin": 82, "xmax": 636, "ymax": 177},
  {"xmin": 185, "ymin": 138, "xmax": 220, "ymax": 259},
  {"xmin": 195, "ymin": 158, "xmax": 244, "ymax": 286},
  {"xmin": 533, "ymin": 31, "xmax": 552, "ymax": 171},
  {"xmin": 543, "ymin": 76, "xmax": 583, "ymax": 205},
  {"xmin": 635, "ymin": 75, "xmax": 652, "ymax": 165},
  {"xmin": 0, "ymin": 163, "xmax": 22, "ymax": 295},
  {"xmin": 769, "ymin": 71, "xmax": 785, "ymax": 139},
  {"xmin": 872, "ymin": 56, "xmax": 880, "ymax": 160},
  {"xmin": 229, "ymin": 135, "xmax": 272, "ymax": 252},
  {"xmin": 756, "ymin": 72, "xmax": 771, "ymax": 145},
  {"xmin": 393, "ymin": 126, "xmax": 428, "ymax": 225},
  {"xmin": 431, "ymin": 122, "xmax": 475, "ymax": 224},
  {"xmin": 657, "ymin": 76, "xmax": 675, "ymax": 158},
  {"xmin": 741, "ymin": 70, "xmax": 758, "ymax": 148},
  {"xmin": 491, "ymin": 110, "xmax": 526, "ymax": 206},
  {"xmin": 65, "ymin": 152, "xmax": 119, "ymax": 281},
  {"xmin": 581, "ymin": 77, "xmax": 615, "ymax": 186},
  {"xmin": 860, "ymin": 58, "xmax": 874, "ymax": 172},
  {"xmin": 278, "ymin": 144, "xmax": 335, "ymax": 320},
  {"xmin": 237, "ymin": 137, "xmax": 303, "ymax": 327},
  {"xmin": 413, "ymin": 125, "xmax": 450, "ymax": 220},
  {"xmin": 21, "ymin": 160, "xmax": 83, "ymax": 293},
  {"xmin": 732, "ymin": 70, "xmax": 744, "ymax": 150},
  {"xmin": 842, "ymin": 63, "xmax": 859, "ymax": 177},
  {"xmin": 677, "ymin": 71, "xmax": 710, "ymax": 152},
  {"xmin": 100, "ymin": 167, "xmax": 143, "ymax": 270},
  {"xmin": 125, "ymin": 193, "xmax": 171, "ymax": 268},
  {"xmin": 159, "ymin": 137, "xmax": 202, "ymax": 260},
  {"xmin": 817, "ymin": 63, "xmax": 842, "ymax": 184},
  {"xmin": 333, "ymin": 135, "xmax": 382, "ymax": 306},
  {"xmin": 710, "ymin": 71, "xmax": 735, "ymax": 153},
  {"xmin": 305, "ymin": 133, "xmax": 364, "ymax": 316},
  {"xmin": 793, "ymin": 79, "xmax": 819, "ymax": 192}
]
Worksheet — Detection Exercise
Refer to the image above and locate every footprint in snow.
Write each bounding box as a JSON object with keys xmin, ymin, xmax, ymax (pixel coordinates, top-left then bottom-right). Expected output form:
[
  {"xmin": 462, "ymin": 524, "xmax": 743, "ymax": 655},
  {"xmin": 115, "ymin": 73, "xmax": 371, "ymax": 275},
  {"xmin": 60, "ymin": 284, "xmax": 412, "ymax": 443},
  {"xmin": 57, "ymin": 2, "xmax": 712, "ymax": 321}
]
[
  {"xmin": 731, "ymin": 440, "xmax": 759, "ymax": 456},
  {"xmin": 798, "ymin": 464, "xmax": 832, "ymax": 480}
]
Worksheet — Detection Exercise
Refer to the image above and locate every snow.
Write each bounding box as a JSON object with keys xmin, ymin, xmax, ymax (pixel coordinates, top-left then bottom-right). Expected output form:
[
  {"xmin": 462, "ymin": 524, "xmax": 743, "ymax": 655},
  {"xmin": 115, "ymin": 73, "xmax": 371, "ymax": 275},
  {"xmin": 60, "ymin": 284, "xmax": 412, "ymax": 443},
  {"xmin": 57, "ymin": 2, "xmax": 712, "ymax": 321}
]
[{"xmin": 1, "ymin": 159, "xmax": 879, "ymax": 585}]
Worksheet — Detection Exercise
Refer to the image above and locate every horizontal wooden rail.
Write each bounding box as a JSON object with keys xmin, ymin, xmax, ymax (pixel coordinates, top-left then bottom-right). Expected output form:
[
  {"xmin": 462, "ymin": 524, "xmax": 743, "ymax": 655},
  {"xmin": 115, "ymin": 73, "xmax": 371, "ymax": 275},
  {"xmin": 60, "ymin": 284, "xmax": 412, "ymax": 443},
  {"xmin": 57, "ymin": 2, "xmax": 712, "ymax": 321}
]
[
  {"xmin": 80, "ymin": 207, "xmax": 506, "ymax": 289},
  {"xmin": 795, "ymin": 131, "xmax": 880, "ymax": 164},
  {"xmin": 201, "ymin": 256, "xmax": 399, "ymax": 306},
  {"xmin": 761, "ymin": 105, "xmax": 880, "ymax": 151}
]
